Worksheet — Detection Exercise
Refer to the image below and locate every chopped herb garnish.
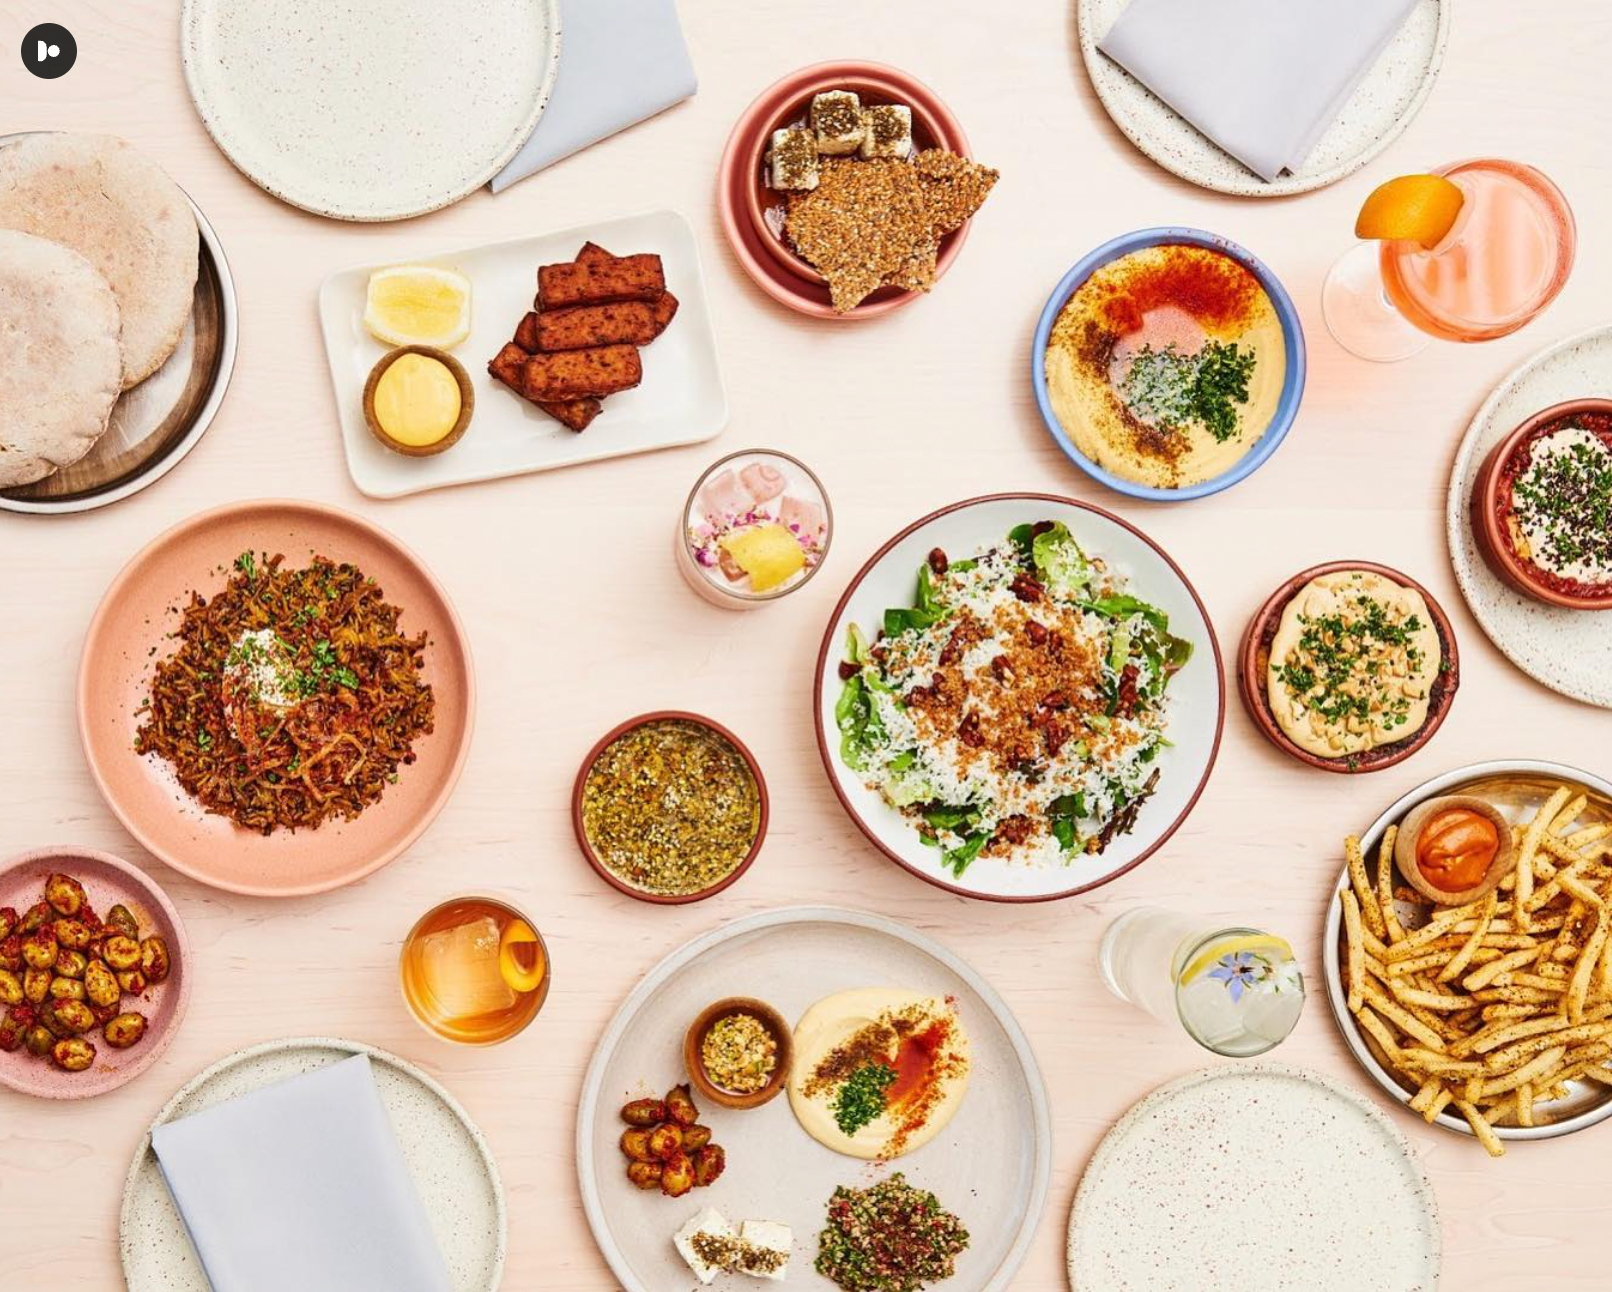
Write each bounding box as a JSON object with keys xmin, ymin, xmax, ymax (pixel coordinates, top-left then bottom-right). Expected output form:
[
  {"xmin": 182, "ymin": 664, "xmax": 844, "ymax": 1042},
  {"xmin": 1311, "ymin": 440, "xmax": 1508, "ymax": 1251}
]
[
  {"xmin": 1120, "ymin": 340, "xmax": 1256, "ymax": 443},
  {"xmin": 831, "ymin": 1063, "xmax": 896, "ymax": 1136}
]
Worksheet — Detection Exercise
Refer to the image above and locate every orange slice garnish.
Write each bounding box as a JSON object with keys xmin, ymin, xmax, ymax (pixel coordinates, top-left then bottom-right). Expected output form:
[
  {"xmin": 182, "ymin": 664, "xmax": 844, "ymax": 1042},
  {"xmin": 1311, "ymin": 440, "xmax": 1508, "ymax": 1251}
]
[
  {"xmin": 1354, "ymin": 175, "xmax": 1465, "ymax": 249},
  {"xmin": 498, "ymin": 919, "xmax": 545, "ymax": 995}
]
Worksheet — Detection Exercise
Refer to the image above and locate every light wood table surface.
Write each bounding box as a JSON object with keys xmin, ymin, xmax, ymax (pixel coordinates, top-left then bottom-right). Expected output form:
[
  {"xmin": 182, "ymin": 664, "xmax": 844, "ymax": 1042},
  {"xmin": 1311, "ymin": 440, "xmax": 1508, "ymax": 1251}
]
[{"xmin": 3, "ymin": 2, "xmax": 1610, "ymax": 1287}]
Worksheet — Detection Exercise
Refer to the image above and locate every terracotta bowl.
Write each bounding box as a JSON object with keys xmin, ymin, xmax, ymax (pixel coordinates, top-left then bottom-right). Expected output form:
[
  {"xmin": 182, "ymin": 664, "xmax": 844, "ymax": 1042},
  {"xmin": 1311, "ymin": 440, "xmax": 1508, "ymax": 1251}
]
[
  {"xmin": 717, "ymin": 60, "xmax": 974, "ymax": 320},
  {"xmin": 571, "ymin": 711, "xmax": 768, "ymax": 905},
  {"xmin": 1391, "ymin": 795, "xmax": 1515, "ymax": 906},
  {"xmin": 682, "ymin": 996, "xmax": 793, "ymax": 1111},
  {"xmin": 1470, "ymin": 397, "xmax": 1612, "ymax": 611},
  {"xmin": 362, "ymin": 345, "xmax": 475, "ymax": 458},
  {"xmin": 77, "ymin": 500, "xmax": 475, "ymax": 897},
  {"xmin": 0, "ymin": 847, "xmax": 191, "ymax": 1100},
  {"xmin": 1238, "ymin": 560, "xmax": 1460, "ymax": 774}
]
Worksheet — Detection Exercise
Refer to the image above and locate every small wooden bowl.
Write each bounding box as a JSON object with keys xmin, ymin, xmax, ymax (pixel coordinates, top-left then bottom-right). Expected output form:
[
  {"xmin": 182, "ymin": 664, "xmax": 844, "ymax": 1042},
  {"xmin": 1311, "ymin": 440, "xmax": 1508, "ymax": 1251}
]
[
  {"xmin": 362, "ymin": 345, "xmax": 474, "ymax": 457},
  {"xmin": 1393, "ymin": 795, "xmax": 1516, "ymax": 906},
  {"xmin": 1238, "ymin": 560, "xmax": 1460, "ymax": 774},
  {"xmin": 683, "ymin": 997, "xmax": 792, "ymax": 1111}
]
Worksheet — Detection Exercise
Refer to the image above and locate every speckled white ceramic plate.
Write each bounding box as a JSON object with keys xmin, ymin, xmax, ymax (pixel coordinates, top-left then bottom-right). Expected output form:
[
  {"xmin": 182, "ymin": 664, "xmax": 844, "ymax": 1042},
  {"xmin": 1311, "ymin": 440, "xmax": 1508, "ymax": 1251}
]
[
  {"xmin": 180, "ymin": 0, "xmax": 560, "ymax": 221},
  {"xmin": 120, "ymin": 1037, "xmax": 505, "ymax": 1291},
  {"xmin": 1447, "ymin": 324, "xmax": 1612, "ymax": 707},
  {"xmin": 1077, "ymin": 0, "xmax": 1450, "ymax": 196},
  {"xmin": 577, "ymin": 907, "xmax": 1052, "ymax": 1291},
  {"xmin": 1068, "ymin": 1064, "xmax": 1440, "ymax": 1291}
]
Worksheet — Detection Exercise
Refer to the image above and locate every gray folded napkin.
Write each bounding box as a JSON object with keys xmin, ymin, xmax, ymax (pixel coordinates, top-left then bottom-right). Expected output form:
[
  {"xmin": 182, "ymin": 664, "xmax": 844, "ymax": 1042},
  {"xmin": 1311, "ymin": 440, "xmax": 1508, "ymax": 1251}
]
[
  {"xmin": 1099, "ymin": 0, "xmax": 1419, "ymax": 181},
  {"xmin": 151, "ymin": 1054, "xmax": 452, "ymax": 1292},
  {"xmin": 491, "ymin": 0, "xmax": 697, "ymax": 193}
]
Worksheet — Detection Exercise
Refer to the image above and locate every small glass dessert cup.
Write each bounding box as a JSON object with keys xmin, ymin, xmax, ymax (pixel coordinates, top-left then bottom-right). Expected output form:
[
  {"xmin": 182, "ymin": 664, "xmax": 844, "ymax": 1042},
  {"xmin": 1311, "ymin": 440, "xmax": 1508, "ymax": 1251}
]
[
  {"xmin": 399, "ymin": 895, "xmax": 550, "ymax": 1045},
  {"xmin": 676, "ymin": 449, "xmax": 832, "ymax": 610}
]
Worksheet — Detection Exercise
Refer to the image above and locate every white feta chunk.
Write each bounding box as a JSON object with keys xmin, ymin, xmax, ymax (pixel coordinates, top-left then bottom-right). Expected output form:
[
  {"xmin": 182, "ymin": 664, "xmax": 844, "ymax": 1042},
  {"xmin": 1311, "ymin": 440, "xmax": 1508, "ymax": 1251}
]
[
  {"xmin": 768, "ymin": 127, "xmax": 819, "ymax": 191},
  {"xmin": 811, "ymin": 91, "xmax": 864, "ymax": 155},
  {"xmin": 858, "ymin": 104, "xmax": 912, "ymax": 159},
  {"xmin": 739, "ymin": 1219, "xmax": 793, "ymax": 1280},
  {"xmin": 674, "ymin": 1207, "xmax": 735, "ymax": 1286}
]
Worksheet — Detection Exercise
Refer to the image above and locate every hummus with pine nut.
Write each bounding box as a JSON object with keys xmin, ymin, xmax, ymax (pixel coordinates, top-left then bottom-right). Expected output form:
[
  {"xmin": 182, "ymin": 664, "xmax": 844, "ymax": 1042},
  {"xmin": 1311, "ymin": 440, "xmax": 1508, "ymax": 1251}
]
[{"xmin": 1266, "ymin": 570, "xmax": 1441, "ymax": 759}]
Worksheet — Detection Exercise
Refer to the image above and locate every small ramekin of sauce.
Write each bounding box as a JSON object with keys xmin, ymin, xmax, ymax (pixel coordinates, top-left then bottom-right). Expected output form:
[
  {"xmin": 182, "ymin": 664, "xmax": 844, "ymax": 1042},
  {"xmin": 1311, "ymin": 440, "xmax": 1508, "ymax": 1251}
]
[{"xmin": 1394, "ymin": 795, "xmax": 1514, "ymax": 905}]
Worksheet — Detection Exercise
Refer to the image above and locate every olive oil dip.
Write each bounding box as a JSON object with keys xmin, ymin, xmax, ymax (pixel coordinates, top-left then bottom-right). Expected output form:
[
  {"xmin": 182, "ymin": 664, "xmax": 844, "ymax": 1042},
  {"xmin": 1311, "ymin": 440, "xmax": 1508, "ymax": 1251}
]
[{"xmin": 580, "ymin": 718, "xmax": 762, "ymax": 897}]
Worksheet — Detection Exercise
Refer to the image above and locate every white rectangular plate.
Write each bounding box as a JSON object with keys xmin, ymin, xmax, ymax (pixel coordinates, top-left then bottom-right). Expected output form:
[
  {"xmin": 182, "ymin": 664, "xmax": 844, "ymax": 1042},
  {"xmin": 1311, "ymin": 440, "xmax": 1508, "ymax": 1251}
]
[{"xmin": 318, "ymin": 209, "xmax": 728, "ymax": 499}]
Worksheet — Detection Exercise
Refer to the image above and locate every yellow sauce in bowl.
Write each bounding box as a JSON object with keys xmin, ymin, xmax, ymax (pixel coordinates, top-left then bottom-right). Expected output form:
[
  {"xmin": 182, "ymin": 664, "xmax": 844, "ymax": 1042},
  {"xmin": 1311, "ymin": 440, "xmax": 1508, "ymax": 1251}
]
[{"xmin": 373, "ymin": 352, "xmax": 462, "ymax": 448}]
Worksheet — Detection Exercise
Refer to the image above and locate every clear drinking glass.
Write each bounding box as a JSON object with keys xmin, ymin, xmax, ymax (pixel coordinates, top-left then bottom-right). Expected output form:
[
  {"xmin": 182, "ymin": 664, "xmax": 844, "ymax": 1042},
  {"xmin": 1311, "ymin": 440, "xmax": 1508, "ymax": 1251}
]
[
  {"xmin": 1099, "ymin": 906, "xmax": 1304, "ymax": 1058},
  {"xmin": 1322, "ymin": 158, "xmax": 1575, "ymax": 362}
]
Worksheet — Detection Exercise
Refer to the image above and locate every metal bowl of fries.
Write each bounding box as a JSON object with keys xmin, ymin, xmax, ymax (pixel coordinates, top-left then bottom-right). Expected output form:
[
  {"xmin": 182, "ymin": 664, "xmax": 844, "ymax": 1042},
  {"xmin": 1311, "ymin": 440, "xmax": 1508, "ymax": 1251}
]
[{"xmin": 1324, "ymin": 759, "xmax": 1612, "ymax": 1154}]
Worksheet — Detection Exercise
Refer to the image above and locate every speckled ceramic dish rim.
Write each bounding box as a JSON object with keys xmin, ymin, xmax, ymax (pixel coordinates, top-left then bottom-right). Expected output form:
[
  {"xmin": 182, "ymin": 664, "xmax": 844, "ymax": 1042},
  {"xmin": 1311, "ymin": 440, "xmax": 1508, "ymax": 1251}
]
[
  {"xmin": 575, "ymin": 905, "xmax": 1052, "ymax": 1292},
  {"xmin": 0, "ymin": 132, "xmax": 240, "ymax": 516},
  {"xmin": 118, "ymin": 1036, "xmax": 506, "ymax": 1289},
  {"xmin": 178, "ymin": 0, "xmax": 561, "ymax": 221},
  {"xmin": 1076, "ymin": 0, "xmax": 1452, "ymax": 197},
  {"xmin": 1031, "ymin": 227, "xmax": 1307, "ymax": 502},
  {"xmin": 1067, "ymin": 1062, "xmax": 1440, "ymax": 1279},
  {"xmin": 1322, "ymin": 759, "xmax": 1612, "ymax": 1140}
]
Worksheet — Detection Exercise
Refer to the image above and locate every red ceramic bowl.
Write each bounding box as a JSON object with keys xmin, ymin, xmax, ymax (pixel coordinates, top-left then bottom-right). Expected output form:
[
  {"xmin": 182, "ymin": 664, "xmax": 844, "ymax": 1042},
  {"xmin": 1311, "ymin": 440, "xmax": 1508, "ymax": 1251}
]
[
  {"xmin": 1470, "ymin": 398, "xmax": 1612, "ymax": 610},
  {"xmin": 1239, "ymin": 560, "xmax": 1460, "ymax": 774},
  {"xmin": 717, "ymin": 61, "xmax": 975, "ymax": 320},
  {"xmin": 571, "ymin": 711, "xmax": 769, "ymax": 905},
  {"xmin": 0, "ymin": 847, "xmax": 191, "ymax": 1100}
]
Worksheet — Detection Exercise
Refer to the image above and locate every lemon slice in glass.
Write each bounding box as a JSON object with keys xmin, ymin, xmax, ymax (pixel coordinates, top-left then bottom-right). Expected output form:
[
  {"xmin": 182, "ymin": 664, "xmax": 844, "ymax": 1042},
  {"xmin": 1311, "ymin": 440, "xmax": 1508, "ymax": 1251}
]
[
  {"xmin": 497, "ymin": 919, "xmax": 545, "ymax": 995},
  {"xmin": 1178, "ymin": 933, "xmax": 1294, "ymax": 987},
  {"xmin": 363, "ymin": 265, "xmax": 472, "ymax": 349}
]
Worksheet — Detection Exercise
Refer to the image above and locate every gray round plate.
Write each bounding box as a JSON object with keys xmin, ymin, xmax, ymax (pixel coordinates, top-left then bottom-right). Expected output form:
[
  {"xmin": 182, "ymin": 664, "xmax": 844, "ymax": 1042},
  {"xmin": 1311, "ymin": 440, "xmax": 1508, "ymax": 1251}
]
[
  {"xmin": 1446, "ymin": 323, "xmax": 1612, "ymax": 708},
  {"xmin": 1322, "ymin": 760, "xmax": 1612, "ymax": 1141},
  {"xmin": 576, "ymin": 906, "xmax": 1052, "ymax": 1291},
  {"xmin": 119, "ymin": 1036, "xmax": 506, "ymax": 1291},
  {"xmin": 0, "ymin": 132, "xmax": 237, "ymax": 515},
  {"xmin": 1077, "ymin": 0, "xmax": 1451, "ymax": 196}
]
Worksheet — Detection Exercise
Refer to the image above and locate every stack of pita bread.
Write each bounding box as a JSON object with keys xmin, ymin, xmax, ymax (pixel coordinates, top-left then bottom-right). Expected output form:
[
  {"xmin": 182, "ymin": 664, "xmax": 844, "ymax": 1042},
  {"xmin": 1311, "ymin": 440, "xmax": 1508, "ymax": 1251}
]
[{"xmin": 0, "ymin": 133, "xmax": 199, "ymax": 488}]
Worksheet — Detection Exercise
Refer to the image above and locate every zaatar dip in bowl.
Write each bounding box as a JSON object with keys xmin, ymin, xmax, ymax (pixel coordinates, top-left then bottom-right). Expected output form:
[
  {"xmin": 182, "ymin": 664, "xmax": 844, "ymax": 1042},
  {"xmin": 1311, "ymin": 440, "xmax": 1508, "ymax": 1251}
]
[
  {"xmin": 683, "ymin": 997, "xmax": 792, "ymax": 1110},
  {"xmin": 573, "ymin": 713, "xmax": 767, "ymax": 904}
]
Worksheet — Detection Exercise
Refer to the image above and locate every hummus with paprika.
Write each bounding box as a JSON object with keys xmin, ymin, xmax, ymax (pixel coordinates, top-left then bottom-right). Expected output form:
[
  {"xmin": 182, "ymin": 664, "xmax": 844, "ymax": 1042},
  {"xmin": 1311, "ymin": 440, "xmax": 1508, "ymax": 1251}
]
[{"xmin": 1044, "ymin": 244, "xmax": 1286, "ymax": 489}]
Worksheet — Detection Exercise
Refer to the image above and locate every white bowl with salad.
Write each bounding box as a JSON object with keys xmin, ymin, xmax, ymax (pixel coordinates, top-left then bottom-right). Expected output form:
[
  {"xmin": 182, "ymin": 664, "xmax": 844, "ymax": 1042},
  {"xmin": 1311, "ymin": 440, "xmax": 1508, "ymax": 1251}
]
[{"xmin": 813, "ymin": 494, "xmax": 1224, "ymax": 901}]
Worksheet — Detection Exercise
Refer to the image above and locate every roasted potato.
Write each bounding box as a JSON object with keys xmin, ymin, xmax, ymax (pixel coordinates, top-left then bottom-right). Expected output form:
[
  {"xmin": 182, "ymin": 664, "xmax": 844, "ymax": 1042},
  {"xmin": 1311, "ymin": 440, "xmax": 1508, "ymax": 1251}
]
[
  {"xmin": 116, "ymin": 969, "xmax": 147, "ymax": 996},
  {"xmin": 103, "ymin": 1011, "xmax": 147, "ymax": 1049},
  {"xmin": 664, "ymin": 1083, "xmax": 699, "ymax": 1127},
  {"xmin": 101, "ymin": 935, "xmax": 140, "ymax": 972},
  {"xmin": 681, "ymin": 1124, "xmax": 713, "ymax": 1152},
  {"xmin": 23, "ymin": 1025, "xmax": 52, "ymax": 1058},
  {"xmin": 47, "ymin": 999, "xmax": 94, "ymax": 1035},
  {"xmin": 104, "ymin": 904, "xmax": 139, "ymax": 940},
  {"xmin": 52, "ymin": 919, "xmax": 92, "ymax": 951},
  {"xmin": 44, "ymin": 873, "xmax": 86, "ymax": 917},
  {"xmin": 51, "ymin": 1037, "xmax": 95, "ymax": 1073},
  {"xmin": 53, "ymin": 949, "xmax": 87, "ymax": 980},
  {"xmin": 0, "ymin": 935, "xmax": 22, "ymax": 973},
  {"xmin": 620, "ymin": 1128, "xmax": 655, "ymax": 1162},
  {"xmin": 84, "ymin": 960, "xmax": 119, "ymax": 1008},
  {"xmin": 647, "ymin": 1123, "xmax": 684, "ymax": 1161},
  {"xmin": 625, "ymin": 1161, "xmax": 663, "ymax": 1191},
  {"xmin": 17, "ymin": 902, "xmax": 50, "ymax": 936},
  {"xmin": 140, "ymin": 936, "xmax": 171, "ymax": 983},
  {"xmin": 0, "ymin": 1012, "xmax": 22, "ymax": 1051},
  {"xmin": 20, "ymin": 928, "xmax": 57, "ymax": 971},
  {"xmin": 690, "ymin": 1144, "xmax": 726, "ymax": 1188},
  {"xmin": 620, "ymin": 1098, "xmax": 666, "ymax": 1127},
  {"xmin": 47, "ymin": 976, "xmax": 86, "ymax": 1003},
  {"xmin": 659, "ymin": 1151, "xmax": 695, "ymax": 1198},
  {"xmin": 0, "ymin": 969, "xmax": 21, "ymax": 1008},
  {"xmin": 22, "ymin": 967, "xmax": 50, "ymax": 1005},
  {"xmin": 0, "ymin": 907, "xmax": 16, "ymax": 940}
]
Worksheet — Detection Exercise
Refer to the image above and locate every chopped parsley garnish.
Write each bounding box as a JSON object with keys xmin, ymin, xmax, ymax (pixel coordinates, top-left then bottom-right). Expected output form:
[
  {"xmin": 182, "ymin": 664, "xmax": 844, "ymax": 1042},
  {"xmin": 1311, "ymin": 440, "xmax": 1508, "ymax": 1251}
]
[
  {"xmin": 1277, "ymin": 595, "xmax": 1424, "ymax": 729},
  {"xmin": 234, "ymin": 551, "xmax": 255, "ymax": 580},
  {"xmin": 1120, "ymin": 340, "xmax": 1257, "ymax": 443},
  {"xmin": 831, "ymin": 1063, "xmax": 896, "ymax": 1136}
]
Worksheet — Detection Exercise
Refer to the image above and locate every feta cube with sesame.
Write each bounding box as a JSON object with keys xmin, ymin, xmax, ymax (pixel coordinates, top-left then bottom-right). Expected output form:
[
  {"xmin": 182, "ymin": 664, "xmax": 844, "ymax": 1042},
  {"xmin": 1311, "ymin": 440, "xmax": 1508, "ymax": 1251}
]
[
  {"xmin": 768, "ymin": 127, "xmax": 819, "ymax": 191},
  {"xmin": 810, "ymin": 91, "xmax": 864, "ymax": 155},
  {"xmin": 739, "ymin": 1220, "xmax": 793, "ymax": 1280},
  {"xmin": 674, "ymin": 1208, "xmax": 735, "ymax": 1286},
  {"xmin": 859, "ymin": 104, "xmax": 913, "ymax": 159}
]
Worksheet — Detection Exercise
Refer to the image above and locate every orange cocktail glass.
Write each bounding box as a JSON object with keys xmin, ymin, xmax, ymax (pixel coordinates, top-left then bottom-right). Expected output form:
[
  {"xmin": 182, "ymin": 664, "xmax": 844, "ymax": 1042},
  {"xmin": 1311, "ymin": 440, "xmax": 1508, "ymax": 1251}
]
[{"xmin": 400, "ymin": 895, "xmax": 550, "ymax": 1045}]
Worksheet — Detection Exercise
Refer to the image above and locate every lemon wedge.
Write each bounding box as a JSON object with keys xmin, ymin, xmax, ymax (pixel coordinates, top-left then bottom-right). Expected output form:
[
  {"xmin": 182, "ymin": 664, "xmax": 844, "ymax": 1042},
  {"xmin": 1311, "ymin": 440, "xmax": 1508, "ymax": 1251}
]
[
  {"xmin": 497, "ymin": 919, "xmax": 545, "ymax": 995},
  {"xmin": 363, "ymin": 265, "xmax": 472, "ymax": 349},
  {"xmin": 1179, "ymin": 933, "xmax": 1294, "ymax": 988},
  {"xmin": 1353, "ymin": 174, "xmax": 1465, "ymax": 249}
]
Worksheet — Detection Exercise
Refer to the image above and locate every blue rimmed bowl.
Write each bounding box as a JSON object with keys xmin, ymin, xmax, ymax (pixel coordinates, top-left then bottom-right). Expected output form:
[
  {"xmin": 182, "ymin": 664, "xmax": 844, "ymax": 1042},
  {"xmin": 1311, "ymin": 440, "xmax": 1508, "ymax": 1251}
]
[{"xmin": 1031, "ymin": 227, "xmax": 1306, "ymax": 502}]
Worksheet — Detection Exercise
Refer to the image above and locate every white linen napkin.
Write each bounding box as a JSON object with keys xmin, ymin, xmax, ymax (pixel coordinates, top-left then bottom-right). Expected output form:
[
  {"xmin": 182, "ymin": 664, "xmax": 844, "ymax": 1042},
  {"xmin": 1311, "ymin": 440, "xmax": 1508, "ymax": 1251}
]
[
  {"xmin": 491, "ymin": 0, "xmax": 697, "ymax": 193},
  {"xmin": 1098, "ymin": 0, "xmax": 1420, "ymax": 181},
  {"xmin": 150, "ymin": 1054, "xmax": 452, "ymax": 1292}
]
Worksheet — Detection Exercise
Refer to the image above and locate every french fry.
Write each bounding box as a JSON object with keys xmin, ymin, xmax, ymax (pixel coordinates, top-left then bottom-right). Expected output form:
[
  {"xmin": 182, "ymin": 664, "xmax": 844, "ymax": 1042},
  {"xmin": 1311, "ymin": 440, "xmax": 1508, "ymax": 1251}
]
[
  {"xmin": 1565, "ymin": 909, "xmax": 1609, "ymax": 1024},
  {"xmin": 1560, "ymin": 871, "xmax": 1605, "ymax": 909},
  {"xmin": 1464, "ymin": 947, "xmax": 1541, "ymax": 991},
  {"xmin": 1471, "ymin": 1015, "xmax": 1578, "ymax": 1054},
  {"xmin": 1516, "ymin": 1082, "xmax": 1534, "ymax": 1128},
  {"xmin": 1342, "ymin": 889, "xmax": 1365, "ymax": 1014},
  {"xmin": 1550, "ymin": 793, "xmax": 1588, "ymax": 836},
  {"xmin": 1389, "ymin": 982, "xmax": 1471, "ymax": 1011},
  {"xmin": 1480, "ymin": 1047, "xmax": 1565, "ymax": 1098},
  {"xmin": 1424, "ymin": 1086, "xmax": 1454, "ymax": 1123},
  {"xmin": 1517, "ymin": 787, "xmax": 1572, "ymax": 930},
  {"xmin": 1353, "ymin": 1004, "xmax": 1404, "ymax": 1063},
  {"xmin": 1362, "ymin": 980, "xmax": 1446, "ymax": 1051},
  {"xmin": 1347, "ymin": 836, "xmax": 1387, "ymax": 941},
  {"xmin": 1377, "ymin": 825, "xmax": 1404, "ymax": 943},
  {"xmin": 1441, "ymin": 891, "xmax": 1498, "ymax": 984},
  {"xmin": 1409, "ymin": 1077, "xmax": 1441, "ymax": 1112},
  {"xmin": 1485, "ymin": 1020, "xmax": 1612, "ymax": 1072}
]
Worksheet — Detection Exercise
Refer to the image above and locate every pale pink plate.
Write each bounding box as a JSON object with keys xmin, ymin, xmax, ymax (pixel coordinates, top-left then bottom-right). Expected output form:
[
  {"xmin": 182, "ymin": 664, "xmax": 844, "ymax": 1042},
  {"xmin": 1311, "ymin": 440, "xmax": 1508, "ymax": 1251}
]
[
  {"xmin": 0, "ymin": 846, "xmax": 191, "ymax": 1100},
  {"xmin": 78, "ymin": 500, "xmax": 475, "ymax": 897}
]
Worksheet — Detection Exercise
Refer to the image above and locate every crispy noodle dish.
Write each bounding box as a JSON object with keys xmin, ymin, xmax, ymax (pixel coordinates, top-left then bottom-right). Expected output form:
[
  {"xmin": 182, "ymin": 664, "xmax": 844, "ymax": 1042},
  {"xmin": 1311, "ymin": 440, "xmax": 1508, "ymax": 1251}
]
[
  {"xmin": 134, "ymin": 552, "xmax": 435, "ymax": 834},
  {"xmin": 834, "ymin": 521, "xmax": 1193, "ymax": 876}
]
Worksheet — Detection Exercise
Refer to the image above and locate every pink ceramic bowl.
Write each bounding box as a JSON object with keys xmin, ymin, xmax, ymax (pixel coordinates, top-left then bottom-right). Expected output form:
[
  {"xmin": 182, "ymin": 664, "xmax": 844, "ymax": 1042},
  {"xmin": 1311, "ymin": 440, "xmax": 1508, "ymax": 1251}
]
[
  {"xmin": 0, "ymin": 846, "xmax": 191, "ymax": 1100},
  {"xmin": 77, "ymin": 499, "xmax": 475, "ymax": 898},
  {"xmin": 718, "ymin": 61, "xmax": 975, "ymax": 320}
]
